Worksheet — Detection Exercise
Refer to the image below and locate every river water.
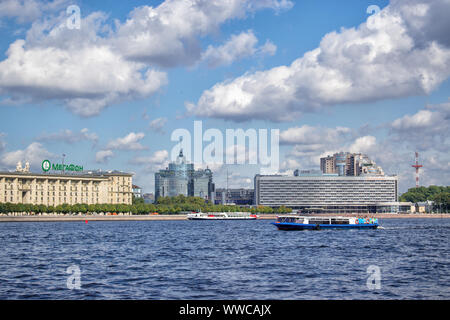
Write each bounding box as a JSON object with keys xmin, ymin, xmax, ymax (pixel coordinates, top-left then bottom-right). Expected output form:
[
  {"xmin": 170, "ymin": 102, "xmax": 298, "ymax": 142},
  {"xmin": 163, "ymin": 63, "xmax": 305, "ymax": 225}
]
[{"xmin": 0, "ymin": 218, "xmax": 448, "ymax": 299}]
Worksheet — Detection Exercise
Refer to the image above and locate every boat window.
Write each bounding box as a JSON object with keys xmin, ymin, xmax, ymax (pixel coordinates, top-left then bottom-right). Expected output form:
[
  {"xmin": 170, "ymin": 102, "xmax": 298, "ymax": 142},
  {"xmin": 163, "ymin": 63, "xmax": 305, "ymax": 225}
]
[
  {"xmin": 309, "ymin": 218, "xmax": 330, "ymax": 225},
  {"xmin": 278, "ymin": 217, "xmax": 297, "ymax": 223},
  {"xmin": 331, "ymin": 219, "xmax": 350, "ymax": 225}
]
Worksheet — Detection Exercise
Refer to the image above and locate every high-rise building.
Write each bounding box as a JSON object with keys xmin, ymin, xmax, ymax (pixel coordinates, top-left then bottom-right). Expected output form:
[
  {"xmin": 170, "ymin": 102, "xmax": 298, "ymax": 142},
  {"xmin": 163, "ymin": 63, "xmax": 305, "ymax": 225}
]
[
  {"xmin": 155, "ymin": 150, "xmax": 215, "ymax": 201},
  {"xmin": 320, "ymin": 152, "xmax": 384, "ymax": 176},
  {"xmin": 192, "ymin": 169, "xmax": 214, "ymax": 200},
  {"xmin": 320, "ymin": 155, "xmax": 335, "ymax": 174}
]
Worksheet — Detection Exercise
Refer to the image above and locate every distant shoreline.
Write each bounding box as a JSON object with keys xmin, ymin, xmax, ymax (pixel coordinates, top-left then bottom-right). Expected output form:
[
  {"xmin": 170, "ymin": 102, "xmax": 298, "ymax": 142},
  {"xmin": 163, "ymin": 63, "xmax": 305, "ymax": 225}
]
[{"xmin": 0, "ymin": 213, "xmax": 449, "ymax": 223}]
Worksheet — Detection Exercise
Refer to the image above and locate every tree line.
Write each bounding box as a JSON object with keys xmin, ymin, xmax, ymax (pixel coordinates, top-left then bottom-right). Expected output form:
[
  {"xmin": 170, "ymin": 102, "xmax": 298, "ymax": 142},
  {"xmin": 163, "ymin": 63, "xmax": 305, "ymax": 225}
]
[
  {"xmin": 399, "ymin": 186, "xmax": 449, "ymax": 211},
  {"xmin": 0, "ymin": 195, "xmax": 292, "ymax": 215}
]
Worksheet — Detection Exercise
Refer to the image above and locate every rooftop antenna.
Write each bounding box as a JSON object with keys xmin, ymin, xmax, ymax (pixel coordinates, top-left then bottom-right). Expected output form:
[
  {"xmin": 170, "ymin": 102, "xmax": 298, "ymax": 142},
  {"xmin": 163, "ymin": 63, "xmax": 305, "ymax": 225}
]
[{"xmin": 412, "ymin": 151, "xmax": 423, "ymax": 188}]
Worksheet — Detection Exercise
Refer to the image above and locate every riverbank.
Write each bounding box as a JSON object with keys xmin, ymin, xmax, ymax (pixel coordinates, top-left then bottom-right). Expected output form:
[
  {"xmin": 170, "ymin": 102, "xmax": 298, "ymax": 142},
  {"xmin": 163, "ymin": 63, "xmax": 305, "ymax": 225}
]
[{"xmin": 0, "ymin": 213, "xmax": 449, "ymax": 222}]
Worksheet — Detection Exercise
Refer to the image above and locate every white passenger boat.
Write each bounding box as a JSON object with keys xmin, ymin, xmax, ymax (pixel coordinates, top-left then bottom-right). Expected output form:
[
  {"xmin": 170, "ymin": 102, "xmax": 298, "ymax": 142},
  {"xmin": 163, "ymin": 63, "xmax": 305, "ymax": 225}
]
[
  {"xmin": 187, "ymin": 212, "xmax": 259, "ymax": 220},
  {"xmin": 273, "ymin": 215, "xmax": 379, "ymax": 230}
]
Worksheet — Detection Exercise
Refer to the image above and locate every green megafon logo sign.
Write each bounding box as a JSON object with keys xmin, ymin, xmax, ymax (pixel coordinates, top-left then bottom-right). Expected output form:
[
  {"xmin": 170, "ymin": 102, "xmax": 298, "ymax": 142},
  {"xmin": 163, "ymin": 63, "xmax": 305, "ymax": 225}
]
[{"xmin": 42, "ymin": 160, "xmax": 83, "ymax": 173}]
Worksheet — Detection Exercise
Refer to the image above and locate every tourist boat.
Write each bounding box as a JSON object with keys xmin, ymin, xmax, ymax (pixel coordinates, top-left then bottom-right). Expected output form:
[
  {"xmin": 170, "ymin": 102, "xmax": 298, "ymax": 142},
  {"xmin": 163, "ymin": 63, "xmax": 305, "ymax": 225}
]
[
  {"xmin": 187, "ymin": 212, "xmax": 259, "ymax": 220},
  {"xmin": 272, "ymin": 215, "xmax": 379, "ymax": 230}
]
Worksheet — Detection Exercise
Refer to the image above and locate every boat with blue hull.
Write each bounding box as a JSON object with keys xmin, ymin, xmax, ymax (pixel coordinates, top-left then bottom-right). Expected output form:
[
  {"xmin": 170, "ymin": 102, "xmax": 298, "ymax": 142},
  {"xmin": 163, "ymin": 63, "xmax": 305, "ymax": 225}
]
[{"xmin": 272, "ymin": 216, "xmax": 379, "ymax": 230}]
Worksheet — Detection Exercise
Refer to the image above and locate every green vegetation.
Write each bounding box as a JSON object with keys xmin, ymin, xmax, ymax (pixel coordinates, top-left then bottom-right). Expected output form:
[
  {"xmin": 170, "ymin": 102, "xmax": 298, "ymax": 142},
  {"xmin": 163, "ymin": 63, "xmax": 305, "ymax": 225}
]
[
  {"xmin": 399, "ymin": 186, "xmax": 450, "ymax": 212},
  {"xmin": 0, "ymin": 195, "xmax": 292, "ymax": 215}
]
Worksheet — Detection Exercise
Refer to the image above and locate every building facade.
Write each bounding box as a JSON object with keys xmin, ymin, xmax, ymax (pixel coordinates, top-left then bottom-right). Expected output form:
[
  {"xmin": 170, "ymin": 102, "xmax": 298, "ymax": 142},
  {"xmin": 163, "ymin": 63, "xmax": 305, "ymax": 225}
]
[
  {"xmin": 215, "ymin": 188, "xmax": 254, "ymax": 205},
  {"xmin": 132, "ymin": 185, "xmax": 142, "ymax": 198},
  {"xmin": 254, "ymin": 174, "xmax": 400, "ymax": 213},
  {"xmin": 320, "ymin": 152, "xmax": 384, "ymax": 176},
  {"xmin": 320, "ymin": 156, "xmax": 336, "ymax": 174},
  {"xmin": 0, "ymin": 169, "xmax": 133, "ymax": 206},
  {"xmin": 192, "ymin": 169, "xmax": 214, "ymax": 200},
  {"xmin": 155, "ymin": 150, "xmax": 215, "ymax": 201}
]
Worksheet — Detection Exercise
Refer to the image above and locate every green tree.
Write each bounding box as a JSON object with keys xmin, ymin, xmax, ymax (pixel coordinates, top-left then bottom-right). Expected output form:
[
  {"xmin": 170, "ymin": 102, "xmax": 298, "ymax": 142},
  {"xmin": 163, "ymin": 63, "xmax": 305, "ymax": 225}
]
[
  {"xmin": 132, "ymin": 195, "xmax": 145, "ymax": 205},
  {"xmin": 399, "ymin": 186, "xmax": 448, "ymax": 203},
  {"xmin": 432, "ymin": 192, "xmax": 450, "ymax": 212}
]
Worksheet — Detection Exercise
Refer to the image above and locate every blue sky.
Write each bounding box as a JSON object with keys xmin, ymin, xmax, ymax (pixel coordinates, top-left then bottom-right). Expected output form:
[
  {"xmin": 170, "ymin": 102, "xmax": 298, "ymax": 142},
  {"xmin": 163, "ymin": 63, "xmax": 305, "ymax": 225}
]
[{"xmin": 0, "ymin": 0, "xmax": 449, "ymax": 194}]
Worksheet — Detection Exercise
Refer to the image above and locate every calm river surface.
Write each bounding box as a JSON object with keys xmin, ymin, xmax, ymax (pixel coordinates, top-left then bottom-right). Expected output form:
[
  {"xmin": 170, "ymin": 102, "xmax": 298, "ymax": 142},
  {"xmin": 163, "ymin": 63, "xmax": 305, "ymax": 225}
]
[{"xmin": 0, "ymin": 218, "xmax": 448, "ymax": 299}]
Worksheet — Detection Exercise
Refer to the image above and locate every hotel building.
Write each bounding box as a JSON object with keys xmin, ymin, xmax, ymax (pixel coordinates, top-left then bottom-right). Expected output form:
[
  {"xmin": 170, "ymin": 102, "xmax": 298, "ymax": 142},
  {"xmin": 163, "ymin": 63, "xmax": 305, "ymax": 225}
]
[
  {"xmin": 254, "ymin": 173, "xmax": 402, "ymax": 213},
  {"xmin": 0, "ymin": 165, "xmax": 133, "ymax": 206}
]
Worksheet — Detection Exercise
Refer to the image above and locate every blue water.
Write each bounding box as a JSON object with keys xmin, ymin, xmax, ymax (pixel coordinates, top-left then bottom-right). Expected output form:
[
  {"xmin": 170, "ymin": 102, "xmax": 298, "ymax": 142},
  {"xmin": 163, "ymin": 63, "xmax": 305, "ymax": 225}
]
[{"xmin": 0, "ymin": 219, "xmax": 448, "ymax": 300}]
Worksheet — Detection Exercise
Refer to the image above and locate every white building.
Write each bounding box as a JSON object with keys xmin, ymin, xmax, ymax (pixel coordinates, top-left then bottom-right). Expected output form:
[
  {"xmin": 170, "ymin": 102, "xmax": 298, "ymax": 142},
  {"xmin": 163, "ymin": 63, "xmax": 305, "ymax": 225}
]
[{"xmin": 254, "ymin": 174, "xmax": 401, "ymax": 213}]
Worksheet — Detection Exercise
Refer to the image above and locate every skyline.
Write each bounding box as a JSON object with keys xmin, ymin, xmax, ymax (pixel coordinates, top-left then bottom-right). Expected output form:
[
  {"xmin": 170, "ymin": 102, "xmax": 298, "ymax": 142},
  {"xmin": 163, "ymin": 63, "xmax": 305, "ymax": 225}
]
[{"xmin": 0, "ymin": 0, "xmax": 449, "ymax": 194}]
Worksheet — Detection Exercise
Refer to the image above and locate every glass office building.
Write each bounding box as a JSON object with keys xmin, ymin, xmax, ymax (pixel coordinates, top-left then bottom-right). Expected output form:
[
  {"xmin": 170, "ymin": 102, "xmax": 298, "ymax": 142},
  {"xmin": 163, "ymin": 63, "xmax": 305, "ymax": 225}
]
[{"xmin": 155, "ymin": 150, "xmax": 214, "ymax": 201}]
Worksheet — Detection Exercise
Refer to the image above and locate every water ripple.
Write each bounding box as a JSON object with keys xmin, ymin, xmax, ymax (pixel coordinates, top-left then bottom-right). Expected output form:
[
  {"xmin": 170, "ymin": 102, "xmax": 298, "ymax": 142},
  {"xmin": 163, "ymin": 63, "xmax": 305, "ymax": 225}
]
[{"xmin": 0, "ymin": 219, "xmax": 448, "ymax": 299}]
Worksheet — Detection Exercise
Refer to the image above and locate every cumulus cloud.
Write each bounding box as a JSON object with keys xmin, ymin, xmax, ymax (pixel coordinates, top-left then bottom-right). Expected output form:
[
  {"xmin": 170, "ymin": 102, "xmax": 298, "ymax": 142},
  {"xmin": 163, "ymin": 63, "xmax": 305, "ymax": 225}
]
[
  {"xmin": 0, "ymin": 142, "xmax": 54, "ymax": 169},
  {"xmin": 188, "ymin": 0, "xmax": 450, "ymax": 122},
  {"xmin": 132, "ymin": 150, "xmax": 169, "ymax": 166},
  {"xmin": 95, "ymin": 150, "xmax": 114, "ymax": 164},
  {"xmin": 0, "ymin": 0, "xmax": 293, "ymax": 116},
  {"xmin": 200, "ymin": 30, "xmax": 276, "ymax": 68},
  {"xmin": 95, "ymin": 132, "xmax": 148, "ymax": 163},
  {"xmin": 106, "ymin": 132, "xmax": 147, "ymax": 151},
  {"xmin": 131, "ymin": 150, "xmax": 170, "ymax": 173},
  {"xmin": 348, "ymin": 136, "xmax": 377, "ymax": 154},
  {"xmin": 279, "ymin": 125, "xmax": 354, "ymax": 169},
  {"xmin": 112, "ymin": 0, "xmax": 291, "ymax": 68},
  {"xmin": 0, "ymin": 12, "xmax": 168, "ymax": 117},
  {"xmin": 0, "ymin": 0, "xmax": 69, "ymax": 24},
  {"xmin": 280, "ymin": 125, "xmax": 352, "ymax": 145},
  {"xmin": 389, "ymin": 100, "xmax": 450, "ymax": 152}
]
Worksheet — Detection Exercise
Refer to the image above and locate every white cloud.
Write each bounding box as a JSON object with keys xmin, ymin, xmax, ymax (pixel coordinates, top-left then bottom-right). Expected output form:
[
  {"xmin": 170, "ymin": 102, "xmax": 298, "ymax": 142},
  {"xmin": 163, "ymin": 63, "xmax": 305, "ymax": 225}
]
[
  {"xmin": 0, "ymin": 0, "xmax": 293, "ymax": 116},
  {"xmin": 280, "ymin": 125, "xmax": 352, "ymax": 145},
  {"xmin": 132, "ymin": 150, "xmax": 169, "ymax": 166},
  {"xmin": 106, "ymin": 132, "xmax": 147, "ymax": 151},
  {"xmin": 112, "ymin": 0, "xmax": 291, "ymax": 67},
  {"xmin": 391, "ymin": 101, "xmax": 449, "ymax": 131},
  {"xmin": 0, "ymin": 11, "xmax": 168, "ymax": 117},
  {"xmin": 37, "ymin": 128, "xmax": 98, "ymax": 145},
  {"xmin": 200, "ymin": 30, "xmax": 276, "ymax": 68},
  {"xmin": 95, "ymin": 150, "xmax": 114, "ymax": 164},
  {"xmin": 0, "ymin": 0, "xmax": 68, "ymax": 24},
  {"xmin": 95, "ymin": 132, "xmax": 148, "ymax": 164},
  {"xmin": 149, "ymin": 117, "xmax": 168, "ymax": 134},
  {"xmin": 131, "ymin": 150, "xmax": 170, "ymax": 174},
  {"xmin": 280, "ymin": 158, "xmax": 301, "ymax": 171},
  {"xmin": 0, "ymin": 142, "xmax": 54, "ymax": 169},
  {"xmin": 389, "ymin": 100, "xmax": 450, "ymax": 152},
  {"xmin": 188, "ymin": 0, "xmax": 450, "ymax": 122},
  {"xmin": 348, "ymin": 136, "xmax": 377, "ymax": 154}
]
